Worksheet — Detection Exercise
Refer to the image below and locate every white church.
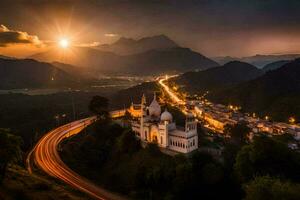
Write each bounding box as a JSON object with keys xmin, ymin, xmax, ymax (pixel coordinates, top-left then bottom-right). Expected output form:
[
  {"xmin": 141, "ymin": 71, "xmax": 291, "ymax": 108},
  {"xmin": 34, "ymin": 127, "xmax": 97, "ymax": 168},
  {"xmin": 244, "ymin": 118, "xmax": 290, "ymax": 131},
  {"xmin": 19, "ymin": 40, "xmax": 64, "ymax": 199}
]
[{"xmin": 130, "ymin": 94, "xmax": 198, "ymax": 154}]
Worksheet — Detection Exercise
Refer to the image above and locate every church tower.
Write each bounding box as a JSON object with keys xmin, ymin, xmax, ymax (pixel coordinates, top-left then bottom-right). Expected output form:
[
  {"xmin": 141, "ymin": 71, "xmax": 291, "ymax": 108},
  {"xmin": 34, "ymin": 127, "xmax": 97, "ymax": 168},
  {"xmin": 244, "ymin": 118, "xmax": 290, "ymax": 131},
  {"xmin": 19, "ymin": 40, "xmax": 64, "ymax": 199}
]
[
  {"xmin": 185, "ymin": 113, "xmax": 197, "ymax": 134},
  {"xmin": 140, "ymin": 94, "xmax": 147, "ymax": 141}
]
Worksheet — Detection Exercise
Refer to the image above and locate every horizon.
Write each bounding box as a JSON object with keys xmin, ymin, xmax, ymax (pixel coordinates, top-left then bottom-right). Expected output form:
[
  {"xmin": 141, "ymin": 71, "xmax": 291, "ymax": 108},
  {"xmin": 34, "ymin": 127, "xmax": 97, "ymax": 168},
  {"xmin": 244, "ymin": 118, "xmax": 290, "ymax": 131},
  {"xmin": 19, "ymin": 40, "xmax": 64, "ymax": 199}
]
[
  {"xmin": 2, "ymin": 33, "xmax": 300, "ymax": 60},
  {"xmin": 2, "ymin": 0, "xmax": 300, "ymax": 57}
]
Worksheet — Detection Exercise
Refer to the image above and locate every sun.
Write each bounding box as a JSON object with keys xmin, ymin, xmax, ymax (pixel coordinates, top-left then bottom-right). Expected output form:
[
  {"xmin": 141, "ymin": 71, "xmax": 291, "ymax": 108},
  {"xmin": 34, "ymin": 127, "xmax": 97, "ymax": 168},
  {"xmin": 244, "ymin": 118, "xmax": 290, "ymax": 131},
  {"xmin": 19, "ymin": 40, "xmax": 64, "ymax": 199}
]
[{"xmin": 59, "ymin": 38, "xmax": 69, "ymax": 49}]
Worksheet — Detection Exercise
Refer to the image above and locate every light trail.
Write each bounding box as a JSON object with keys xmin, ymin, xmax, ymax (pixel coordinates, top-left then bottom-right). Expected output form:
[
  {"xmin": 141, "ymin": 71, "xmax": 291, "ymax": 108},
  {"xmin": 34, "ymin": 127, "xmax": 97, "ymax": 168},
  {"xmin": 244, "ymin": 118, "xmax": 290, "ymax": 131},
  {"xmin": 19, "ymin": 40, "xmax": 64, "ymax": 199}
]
[
  {"xmin": 27, "ymin": 111, "xmax": 127, "ymax": 200},
  {"xmin": 158, "ymin": 75, "xmax": 185, "ymax": 105}
]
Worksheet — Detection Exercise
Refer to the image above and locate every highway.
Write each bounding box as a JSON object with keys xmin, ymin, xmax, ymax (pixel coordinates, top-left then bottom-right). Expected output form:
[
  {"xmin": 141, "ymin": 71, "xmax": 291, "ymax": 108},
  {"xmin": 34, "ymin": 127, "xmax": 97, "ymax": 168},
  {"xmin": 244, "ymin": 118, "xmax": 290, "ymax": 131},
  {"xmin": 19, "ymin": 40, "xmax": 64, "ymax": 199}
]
[
  {"xmin": 158, "ymin": 75, "xmax": 300, "ymax": 136},
  {"xmin": 25, "ymin": 77, "xmax": 185, "ymax": 200},
  {"xmin": 158, "ymin": 75, "xmax": 185, "ymax": 105},
  {"xmin": 27, "ymin": 113, "xmax": 127, "ymax": 200}
]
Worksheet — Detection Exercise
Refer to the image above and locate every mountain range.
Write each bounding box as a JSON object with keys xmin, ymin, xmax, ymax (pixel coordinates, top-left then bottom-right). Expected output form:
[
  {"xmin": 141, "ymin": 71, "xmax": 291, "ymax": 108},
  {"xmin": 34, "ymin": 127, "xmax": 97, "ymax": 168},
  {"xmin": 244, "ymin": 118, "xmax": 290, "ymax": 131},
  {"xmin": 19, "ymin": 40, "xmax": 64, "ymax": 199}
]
[
  {"xmin": 262, "ymin": 60, "xmax": 290, "ymax": 72},
  {"xmin": 0, "ymin": 58, "xmax": 78, "ymax": 89},
  {"xmin": 172, "ymin": 61, "xmax": 263, "ymax": 94},
  {"xmin": 167, "ymin": 58, "xmax": 300, "ymax": 121},
  {"xmin": 214, "ymin": 54, "xmax": 300, "ymax": 68},
  {"xmin": 97, "ymin": 34, "xmax": 178, "ymax": 55},
  {"xmin": 31, "ymin": 35, "xmax": 218, "ymax": 76},
  {"xmin": 207, "ymin": 59, "xmax": 300, "ymax": 121}
]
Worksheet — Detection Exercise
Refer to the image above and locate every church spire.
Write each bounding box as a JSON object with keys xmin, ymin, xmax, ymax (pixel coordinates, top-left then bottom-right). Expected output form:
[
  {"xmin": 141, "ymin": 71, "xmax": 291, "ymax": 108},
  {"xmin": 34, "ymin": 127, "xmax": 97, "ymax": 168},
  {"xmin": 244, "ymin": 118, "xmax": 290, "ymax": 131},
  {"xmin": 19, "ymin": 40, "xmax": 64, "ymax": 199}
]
[{"xmin": 141, "ymin": 93, "xmax": 146, "ymax": 105}]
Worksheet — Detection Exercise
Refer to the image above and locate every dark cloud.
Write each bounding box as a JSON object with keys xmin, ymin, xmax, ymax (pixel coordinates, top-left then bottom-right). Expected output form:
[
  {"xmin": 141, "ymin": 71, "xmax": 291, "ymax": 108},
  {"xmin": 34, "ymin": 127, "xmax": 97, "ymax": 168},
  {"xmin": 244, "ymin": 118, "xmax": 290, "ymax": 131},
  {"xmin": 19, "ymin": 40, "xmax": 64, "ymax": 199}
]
[{"xmin": 0, "ymin": 25, "xmax": 42, "ymax": 47}]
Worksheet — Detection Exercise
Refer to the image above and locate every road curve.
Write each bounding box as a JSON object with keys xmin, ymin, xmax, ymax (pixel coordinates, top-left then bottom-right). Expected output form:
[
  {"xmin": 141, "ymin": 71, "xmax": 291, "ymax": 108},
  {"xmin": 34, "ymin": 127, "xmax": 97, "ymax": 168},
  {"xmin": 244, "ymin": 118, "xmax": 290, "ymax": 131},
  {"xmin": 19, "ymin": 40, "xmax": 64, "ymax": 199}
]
[{"xmin": 27, "ymin": 115, "xmax": 126, "ymax": 200}]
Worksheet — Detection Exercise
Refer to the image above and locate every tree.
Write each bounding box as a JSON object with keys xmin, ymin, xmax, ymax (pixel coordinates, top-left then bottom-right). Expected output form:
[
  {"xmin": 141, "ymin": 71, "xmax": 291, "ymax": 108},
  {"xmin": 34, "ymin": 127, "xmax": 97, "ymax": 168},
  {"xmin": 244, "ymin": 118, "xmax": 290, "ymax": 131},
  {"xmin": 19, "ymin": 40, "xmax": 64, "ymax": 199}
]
[
  {"xmin": 223, "ymin": 143, "xmax": 240, "ymax": 170},
  {"xmin": 225, "ymin": 121, "xmax": 250, "ymax": 146},
  {"xmin": 0, "ymin": 129, "xmax": 22, "ymax": 183},
  {"xmin": 234, "ymin": 135, "xmax": 300, "ymax": 183},
  {"xmin": 115, "ymin": 130, "xmax": 140, "ymax": 154},
  {"xmin": 244, "ymin": 176, "xmax": 300, "ymax": 200},
  {"xmin": 88, "ymin": 96, "xmax": 109, "ymax": 120}
]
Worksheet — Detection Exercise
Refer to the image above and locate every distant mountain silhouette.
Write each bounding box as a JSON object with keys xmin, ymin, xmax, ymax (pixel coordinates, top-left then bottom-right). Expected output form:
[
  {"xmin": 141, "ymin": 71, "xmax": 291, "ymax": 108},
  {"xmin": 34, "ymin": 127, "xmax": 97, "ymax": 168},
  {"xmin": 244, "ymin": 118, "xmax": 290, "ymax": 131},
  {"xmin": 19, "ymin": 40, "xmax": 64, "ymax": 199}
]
[
  {"xmin": 173, "ymin": 61, "xmax": 262, "ymax": 94},
  {"xmin": 262, "ymin": 60, "xmax": 290, "ymax": 72},
  {"xmin": 0, "ymin": 55, "xmax": 13, "ymax": 59},
  {"xmin": 213, "ymin": 56, "xmax": 239, "ymax": 65},
  {"xmin": 120, "ymin": 47, "xmax": 219, "ymax": 75},
  {"xmin": 0, "ymin": 58, "xmax": 77, "ymax": 89},
  {"xmin": 98, "ymin": 35, "xmax": 179, "ymax": 55},
  {"xmin": 31, "ymin": 47, "xmax": 119, "ymax": 69},
  {"xmin": 52, "ymin": 62, "xmax": 92, "ymax": 79},
  {"xmin": 208, "ymin": 59, "xmax": 300, "ymax": 121},
  {"xmin": 31, "ymin": 46, "xmax": 218, "ymax": 76},
  {"xmin": 213, "ymin": 54, "xmax": 300, "ymax": 68}
]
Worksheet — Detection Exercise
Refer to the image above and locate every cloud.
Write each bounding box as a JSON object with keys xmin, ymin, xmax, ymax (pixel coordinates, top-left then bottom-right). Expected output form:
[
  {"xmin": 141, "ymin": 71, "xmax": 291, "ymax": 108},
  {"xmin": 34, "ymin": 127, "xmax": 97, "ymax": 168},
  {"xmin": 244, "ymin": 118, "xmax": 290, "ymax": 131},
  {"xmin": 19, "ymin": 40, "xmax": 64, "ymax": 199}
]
[
  {"xmin": 76, "ymin": 41, "xmax": 100, "ymax": 47},
  {"xmin": 104, "ymin": 33, "xmax": 118, "ymax": 37},
  {"xmin": 0, "ymin": 24, "xmax": 43, "ymax": 47}
]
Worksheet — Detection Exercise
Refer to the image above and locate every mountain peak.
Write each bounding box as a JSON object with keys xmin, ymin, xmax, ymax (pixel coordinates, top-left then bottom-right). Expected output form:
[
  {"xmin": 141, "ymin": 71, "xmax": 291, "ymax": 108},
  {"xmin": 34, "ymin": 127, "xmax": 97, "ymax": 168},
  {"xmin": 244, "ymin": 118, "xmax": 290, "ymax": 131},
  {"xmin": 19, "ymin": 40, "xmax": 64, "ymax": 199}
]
[
  {"xmin": 114, "ymin": 37, "xmax": 135, "ymax": 45},
  {"xmin": 98, "ymin": 34, "xmax": 178, "ymax": 55},
  {"xmin": 138, "ymin": 34, "xmax": 176, "ymax": 44},
  {"xmin": 224, "ymin": 61, "xmax": 257, "ymax": 69}
]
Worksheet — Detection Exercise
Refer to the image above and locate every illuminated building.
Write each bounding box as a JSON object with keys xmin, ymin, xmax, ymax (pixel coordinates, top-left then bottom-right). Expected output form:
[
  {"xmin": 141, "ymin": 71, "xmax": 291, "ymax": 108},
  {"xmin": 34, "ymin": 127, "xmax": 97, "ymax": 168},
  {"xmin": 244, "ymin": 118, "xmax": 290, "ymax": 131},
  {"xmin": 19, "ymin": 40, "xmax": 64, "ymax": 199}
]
[{"xmin": 131, "ymin": 94, "xmax": 198, "ymax": 153}]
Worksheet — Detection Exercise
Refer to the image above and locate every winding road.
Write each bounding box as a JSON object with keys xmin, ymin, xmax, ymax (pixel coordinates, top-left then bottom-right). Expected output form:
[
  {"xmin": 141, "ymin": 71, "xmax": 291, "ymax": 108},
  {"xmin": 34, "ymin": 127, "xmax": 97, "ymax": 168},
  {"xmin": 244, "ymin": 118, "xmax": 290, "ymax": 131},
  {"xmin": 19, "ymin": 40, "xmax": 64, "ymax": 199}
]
[
  {"xmin": 25, "ymin": 76, "xmax": 179, "ymax": 200},
  {"xmin": 26, "ymin": 113, "xmax": 126, "ymax": 200}
]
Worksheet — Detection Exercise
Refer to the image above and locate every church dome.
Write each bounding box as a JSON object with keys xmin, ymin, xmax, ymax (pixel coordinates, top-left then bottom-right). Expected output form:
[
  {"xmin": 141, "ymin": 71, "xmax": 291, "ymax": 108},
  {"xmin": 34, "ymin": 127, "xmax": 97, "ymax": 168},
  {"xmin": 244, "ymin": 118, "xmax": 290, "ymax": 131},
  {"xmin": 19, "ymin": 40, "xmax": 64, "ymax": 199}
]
[
  {"xmin": 161, "ymin": 109, "xmax": 173, "ymax": 122},
  {"xmin": 149, "ymin": 93, "xmax": 161, "ymax": 117}
]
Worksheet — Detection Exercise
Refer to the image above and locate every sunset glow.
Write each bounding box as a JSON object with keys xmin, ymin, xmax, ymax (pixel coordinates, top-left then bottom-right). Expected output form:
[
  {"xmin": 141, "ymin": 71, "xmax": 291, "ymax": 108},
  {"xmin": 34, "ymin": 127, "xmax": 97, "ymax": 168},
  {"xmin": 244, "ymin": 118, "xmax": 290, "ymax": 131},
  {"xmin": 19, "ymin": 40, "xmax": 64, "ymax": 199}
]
[{"xmin": 59, "ymin": 38, "xmax": 69, "ymax": 49}]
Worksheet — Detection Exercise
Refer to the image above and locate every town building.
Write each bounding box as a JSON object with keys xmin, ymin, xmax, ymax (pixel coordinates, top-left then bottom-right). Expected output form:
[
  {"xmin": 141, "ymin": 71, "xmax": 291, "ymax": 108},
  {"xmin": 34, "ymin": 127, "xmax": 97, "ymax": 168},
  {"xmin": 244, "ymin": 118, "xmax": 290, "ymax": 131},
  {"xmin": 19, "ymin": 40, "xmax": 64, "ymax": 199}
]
[{"xmin": 130, "ymin": 94, "xmax": 198, "ymax": 154}]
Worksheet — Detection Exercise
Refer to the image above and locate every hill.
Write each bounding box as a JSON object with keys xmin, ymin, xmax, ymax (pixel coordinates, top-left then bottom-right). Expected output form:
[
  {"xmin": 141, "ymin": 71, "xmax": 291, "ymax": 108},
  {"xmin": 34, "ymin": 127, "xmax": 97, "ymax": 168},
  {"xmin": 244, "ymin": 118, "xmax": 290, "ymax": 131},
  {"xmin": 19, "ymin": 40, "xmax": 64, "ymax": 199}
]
[
  {"xmin": 214, "ymin": 54, "xmax": 300, "ymax": 68},
  {"xmin": 0, "ymin": 55, "xmax": 13, "ymax": 59},
  {"xmin": 208, "ymin": 59, "xmax": 300, "ymax": 121},
  {"xmin": 31, "ymin": 47, "xmax": 218, "ymax": 76},
  {"xmin": 51, "ymin": 62, "xmax": 93, "ymax": 79},
  {"xmin": 109, "ymin": 81, "xmax": 159, "ymax": 109},
  {"xmin": 172, "ymin": 61, "xmax": 262, "ymax": 94},
  {"xmin": 262, "ymin": 60, "xmax": 290, "ymax": 72},
  {"xmin": 0, "ymin": 165, "xmax": 89, "ymax": 200},
  {"xmin": 31, "ymin": 47, "xmax": 120, "ymax": 70},
  {"xmin": 97, "ymin": 34, "xmax": 178, "ymax": 55},
  {"xmin": 0, "ymin": 58, "xmax": 77, "ymax": 89},
  {"xmin": 121, "ymin": 47, "xmax": 219, "ymax": 75}
]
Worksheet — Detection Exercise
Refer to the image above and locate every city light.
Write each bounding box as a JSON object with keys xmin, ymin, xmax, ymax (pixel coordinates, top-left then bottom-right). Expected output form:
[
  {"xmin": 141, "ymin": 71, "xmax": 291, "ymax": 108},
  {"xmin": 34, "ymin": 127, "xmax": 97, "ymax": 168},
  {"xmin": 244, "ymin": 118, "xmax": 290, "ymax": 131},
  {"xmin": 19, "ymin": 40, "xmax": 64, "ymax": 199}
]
[
  {"xmin": 265, "ymin": 116, "xmax": 269, "ymax": 121},
  {"xmin": 289, "ymin": 117, "xmax": 296, "ymax": 124},
  {"xmin": 158, "ymin": 75, "xmax": 185, "ymax": 105}
]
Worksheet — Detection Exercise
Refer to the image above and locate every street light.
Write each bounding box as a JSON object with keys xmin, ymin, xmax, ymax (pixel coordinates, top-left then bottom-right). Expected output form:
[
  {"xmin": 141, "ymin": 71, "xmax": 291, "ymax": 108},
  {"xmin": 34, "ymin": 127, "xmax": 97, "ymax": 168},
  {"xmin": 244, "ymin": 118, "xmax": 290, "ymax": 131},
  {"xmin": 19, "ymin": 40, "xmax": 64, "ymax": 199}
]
[
  {"xmin": 54, "ymin": 115, "xmax": 60, "ymax": 126},
  {"xmin": 289, "ymin": 117, "xmax": 296, "ymax": 124},
  {"xmin": 265, "ymin": 116, "xmax": 269, "ymax": 121}
]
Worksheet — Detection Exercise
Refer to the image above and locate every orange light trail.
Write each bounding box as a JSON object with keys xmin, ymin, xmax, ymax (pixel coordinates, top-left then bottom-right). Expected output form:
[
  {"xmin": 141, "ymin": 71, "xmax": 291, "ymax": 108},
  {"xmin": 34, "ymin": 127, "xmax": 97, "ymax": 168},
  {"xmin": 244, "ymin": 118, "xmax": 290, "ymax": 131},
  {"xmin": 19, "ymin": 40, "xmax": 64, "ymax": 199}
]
[
  {"xmin": 26, "ymin": 111, "xmax": 127, "ymax": 200},
  {"xmin": 158, "ymin": 75, "xmax": 185, "ymax": 105}
]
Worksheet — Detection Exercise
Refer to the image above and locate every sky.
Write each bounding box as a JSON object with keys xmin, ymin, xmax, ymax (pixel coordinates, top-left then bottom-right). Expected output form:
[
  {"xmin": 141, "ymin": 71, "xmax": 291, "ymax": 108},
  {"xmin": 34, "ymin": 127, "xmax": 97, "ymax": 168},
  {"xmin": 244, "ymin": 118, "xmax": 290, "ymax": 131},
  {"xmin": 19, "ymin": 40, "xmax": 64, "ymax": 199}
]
[{"xmin": 1, "ymin": 0, "xmax": 300, "ymax": 57}]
